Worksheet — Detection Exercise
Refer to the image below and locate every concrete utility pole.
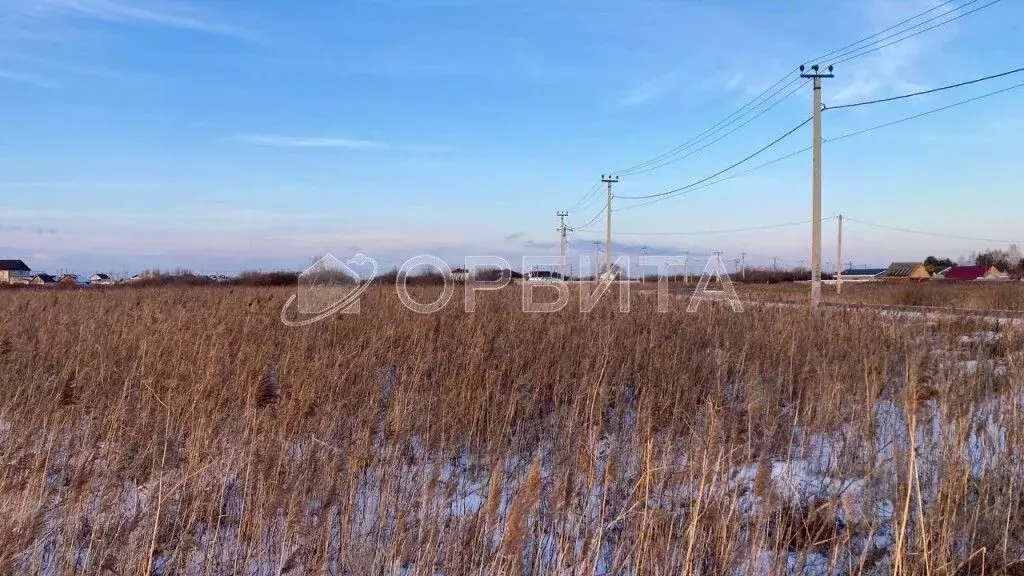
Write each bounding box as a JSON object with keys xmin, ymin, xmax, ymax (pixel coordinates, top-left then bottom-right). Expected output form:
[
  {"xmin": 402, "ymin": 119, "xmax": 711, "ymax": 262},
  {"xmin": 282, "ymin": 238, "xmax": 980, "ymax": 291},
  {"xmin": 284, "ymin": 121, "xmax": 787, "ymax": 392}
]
[
  {"xmin": 557, "ymin": 211, "xmax": 572, "ymax": 281},
  {"xmin": 593, "ymin": 240, "xmax": 602, "ymax": 279},
  {"xmin": 800, "ymin": 63, "xmax": 834, "ymax": 320},
  {"xmin": 684, "ymin": 251, "xmax": 690, "ymax": 284},
  {"xmin": 836, "ymin": 214, "xmax": 844, "ymax": 295},
  {"xmin": 772, "ymin": 256, "xmax": 779, "ymax": 271},
  {"xmin": 733, "ymin": 257, "xmax": 741, "ymax": 276},
  {"xmin": 640, "ymin": 244, "xmax": 648, "ymax": 283},
  {"xmin": 601, "ymin": 175, "xmax": 618, "ymax": 277},
  {"xmin": 741, "ymin": 252, "xmax": 747, "ymax": 280}
]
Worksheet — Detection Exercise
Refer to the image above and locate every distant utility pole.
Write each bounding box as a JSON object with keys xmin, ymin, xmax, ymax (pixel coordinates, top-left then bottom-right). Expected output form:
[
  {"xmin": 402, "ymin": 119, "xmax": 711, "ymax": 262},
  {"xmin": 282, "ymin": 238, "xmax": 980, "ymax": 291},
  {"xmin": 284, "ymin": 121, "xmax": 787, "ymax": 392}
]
[
  {"xmin": 836, "ymin": 214, "xmax": 844, "ymax": 295},
  {"xmin": 557, "ymin": 211, "xmax": 572, "ymax": 280},
  {"xmin": 733, "ymin": 257, "xmax": 741, "ymax": 276},
  {"xmin": 601, "ymin": 174, "xmax": 618, "ymax": 276},
  {"xmin": 640, "ymin": 244, "xmax": 648, "ymax": 283},
  {"xmin": 684, "ymin": 251, "xmax": 691, "ymax": 284},
  {"xmin": 772, "ymin": 256, "xmax": 779, "ymax": 271},
  {"xmin": 800, "ymin": 63, "xmax": 834, "ymax": 321},
  {"xmin": 593, "ymin": 240, "xmax": 602, "ymax": 278},
  {"xmin": 740, "ymin": 252, "xmax": 747, "ymax": 280}
]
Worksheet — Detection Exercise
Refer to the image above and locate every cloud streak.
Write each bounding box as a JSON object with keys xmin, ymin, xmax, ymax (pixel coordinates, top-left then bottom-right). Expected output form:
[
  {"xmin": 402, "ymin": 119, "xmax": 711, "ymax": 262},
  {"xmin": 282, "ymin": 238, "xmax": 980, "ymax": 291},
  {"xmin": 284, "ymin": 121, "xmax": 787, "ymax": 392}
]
[
  {"xmin": 0, "ymin": 68, "xmax": 55, "ymax": 87},
  {"xmin": 14, "ymin": 0, "xmax": 257, "ymax": 41},
  {"xmin": 233, "ymin": 134, "xmax": 387, "ymax": 149},
  {"xmin": 620, "ymin": 70, "xmax": 682, "ymax": 107},
  {"xmin": 831, "ymin": 0, "xmax": 955, "ymax": 103}
]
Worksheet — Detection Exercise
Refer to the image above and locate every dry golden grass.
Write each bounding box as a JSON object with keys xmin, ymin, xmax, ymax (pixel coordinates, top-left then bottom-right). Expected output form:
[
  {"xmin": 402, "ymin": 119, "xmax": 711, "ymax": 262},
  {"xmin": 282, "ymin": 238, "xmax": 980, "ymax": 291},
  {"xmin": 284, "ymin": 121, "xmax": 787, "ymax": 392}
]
[
  {"xmin": 739, "ymin": 281, "xmax": 1024, "ymax": 312},
  {"xmin": 0, "ymin": 284, "xmax": 1022, "ymax": 574}
]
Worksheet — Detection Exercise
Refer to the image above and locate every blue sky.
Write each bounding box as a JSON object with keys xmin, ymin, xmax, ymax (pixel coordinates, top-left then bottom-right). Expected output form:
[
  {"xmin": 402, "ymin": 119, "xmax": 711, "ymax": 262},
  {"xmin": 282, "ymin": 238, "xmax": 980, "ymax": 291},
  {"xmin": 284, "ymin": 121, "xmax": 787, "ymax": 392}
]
[{"xmin": 0, "ymin": 0, "xmax": 1021, "ymax": 275}]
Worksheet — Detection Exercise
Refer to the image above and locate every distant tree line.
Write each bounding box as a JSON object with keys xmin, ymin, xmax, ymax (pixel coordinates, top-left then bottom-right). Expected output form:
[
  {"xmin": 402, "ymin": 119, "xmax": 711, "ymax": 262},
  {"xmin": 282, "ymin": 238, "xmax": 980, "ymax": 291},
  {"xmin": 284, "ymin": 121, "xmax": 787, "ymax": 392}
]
[{"xmin": 925, "ymin": 244, "xmax": 1023, "ymax": 275}]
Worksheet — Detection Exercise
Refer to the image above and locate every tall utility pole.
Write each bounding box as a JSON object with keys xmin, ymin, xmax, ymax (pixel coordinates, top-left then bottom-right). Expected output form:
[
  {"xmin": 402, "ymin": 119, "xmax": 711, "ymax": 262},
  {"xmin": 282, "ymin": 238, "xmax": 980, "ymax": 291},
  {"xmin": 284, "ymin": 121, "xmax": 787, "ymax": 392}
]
[
  {"xmin": 556, "ymin": 211, "xmax": 572, "ymax": 281},
  {"xmin": 836, "ymin": 214, "xmax": 844, "ymax": 295},
  {"xmin": 733, "ymin": 257, "xmax": 741, "ymax": 276},
  {"xmin": 684, "ymin": 251, "xmax": 690, "ymax": 284},
  {"xmin": 601, "ymin": 175, "xmax": 618, "ymax": 277},
  {"xmin": 593, "ymin": 240, "xmax": 602, "ymax": 279},
  {"xmin": 740, "ymin": 252, "xmax": 747, "ymax": 280},
  {"xmin": 800, "ymin": 63, "xmax": 834, "ymax": 320}
]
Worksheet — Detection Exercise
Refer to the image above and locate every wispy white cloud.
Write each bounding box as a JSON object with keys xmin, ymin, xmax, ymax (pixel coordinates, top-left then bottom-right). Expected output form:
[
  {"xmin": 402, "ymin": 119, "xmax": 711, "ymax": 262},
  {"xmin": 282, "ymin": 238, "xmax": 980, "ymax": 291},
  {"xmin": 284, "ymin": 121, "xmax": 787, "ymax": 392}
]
[
  {"xmin": 620, "ymin": 70, "xmax": 680, "ymax": 107},
  {"xmin": 0, "ymin": 52, "xmax": 120, "ymax": 78},
  {"xmin": 0, "ymin": 67, "xmax": 55, "ymax": 86},
  {"xmin": 233, "ymin": 134, "xmax": 387, "ymax": 149},
  {"xmin": 831, "ymin": 0, "xmax": 953, "ymax": 103},
  {"xmin": 0, "ymin": 0, "xmax": 257, "ymax": 85},
  {"xmin": 27, "ymin": 0, "xmax": 258, "ymax": 41}
]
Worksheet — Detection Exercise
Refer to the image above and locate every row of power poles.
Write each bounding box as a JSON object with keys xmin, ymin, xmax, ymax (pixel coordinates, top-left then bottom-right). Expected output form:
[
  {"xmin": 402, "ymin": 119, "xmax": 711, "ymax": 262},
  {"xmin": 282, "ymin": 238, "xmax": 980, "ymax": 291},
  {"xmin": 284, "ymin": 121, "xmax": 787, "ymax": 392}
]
[{"xmin": 555, "ymin": 63, "xmax": 838, "ymax": 317}]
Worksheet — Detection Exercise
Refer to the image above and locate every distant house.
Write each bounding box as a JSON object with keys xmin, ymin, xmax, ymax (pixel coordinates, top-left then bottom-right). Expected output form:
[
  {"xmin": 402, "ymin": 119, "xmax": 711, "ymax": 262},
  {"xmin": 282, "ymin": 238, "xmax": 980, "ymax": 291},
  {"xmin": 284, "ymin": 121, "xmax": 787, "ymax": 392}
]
[
  {"xmin": 89, "ymin": 273, "xmax": 115, "ymax": 285},
  {"xmin": 527, "ymin": 270, "xmax": 564, "ymax": 282},
  {"xmin": 939, "ymin": 265, "xmax": 1000, "ymax": 281},
  {"xmin": 839, "ymin": 268, "xmax": 886, "ymax": 280},
  {"xmin": 0, "ymin": 259, "xmax": 31, "ymax": 284},
  {"xmin": 882, "ymin": 262, "xmax": 931, "ymax": 280},
  {"xmin": 932, "ymin": 266, "xmax": 953, "ymax": 278},
  {"xmin": 981, "ymin": 270, "xmax": 1012, "ymax": 281},
  {"xmin": 57, "ymin": 274, "xmax": 80, "ymax": 286},
  {"xmin": 30, "ymin": 274, "xmax": 57, "ymax": 285}
]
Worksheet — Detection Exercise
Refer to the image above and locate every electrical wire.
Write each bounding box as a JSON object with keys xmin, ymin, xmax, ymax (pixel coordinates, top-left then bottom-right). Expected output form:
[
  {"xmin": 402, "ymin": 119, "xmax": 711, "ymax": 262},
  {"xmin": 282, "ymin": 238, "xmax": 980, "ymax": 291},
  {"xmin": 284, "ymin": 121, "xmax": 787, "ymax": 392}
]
[
  {"xmin": 602, "ymin": 0, "xmax": 993, "ymax": 180},
  {"xmin": 827, "ymin": 80, "xmax": 1024, "ymax": 143},
  {"xmin": 803, "ymin": 0, "xmax": 962, "ymax": 65},
  {"xmin": 611, "ymin": 71, "xmax": 801, "ymax": 176},
  {"xmin": 574, "ymin": 205, "xmax": 607, "ymax": 231},
  {"xmin": 575, "ymin": 217, "xmax": 835, "ymax": 236},
  {"xmin": 614, "ymin": 146, "xmax": 813, "ymax": 213},
  {"xmin": 845, "ymin": 217, "xmax": 1024, "ymax": 244},
  {"xmin": 827, "ymin": 0, "xmax": 1002, "ymax": 67},
  {"xmin": 565, "ymin": 181, "xmax": 603, "ymax": 213},
  {"xmin": 616, "ymin": 116, "xmax": 812, "ymax": 200},
  {"xmin": 826, "ymin": 66, "xmax": 1024, "ymax": 110},
  {"xmin": 614, "ymin": 78, "xmax": 1024, "ymax": 213},
  {"xmin": 621, "ymin": 79, "xmax": 809, "ymax": 176}
]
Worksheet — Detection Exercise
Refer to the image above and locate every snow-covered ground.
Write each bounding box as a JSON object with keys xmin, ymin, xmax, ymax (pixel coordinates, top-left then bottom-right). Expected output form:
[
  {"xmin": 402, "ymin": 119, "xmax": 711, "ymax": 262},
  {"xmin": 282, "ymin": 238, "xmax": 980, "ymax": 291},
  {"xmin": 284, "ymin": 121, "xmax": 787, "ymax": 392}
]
[{"xmin": 4, "ymin": 325, "xmax": 1022, "ymax": 575}]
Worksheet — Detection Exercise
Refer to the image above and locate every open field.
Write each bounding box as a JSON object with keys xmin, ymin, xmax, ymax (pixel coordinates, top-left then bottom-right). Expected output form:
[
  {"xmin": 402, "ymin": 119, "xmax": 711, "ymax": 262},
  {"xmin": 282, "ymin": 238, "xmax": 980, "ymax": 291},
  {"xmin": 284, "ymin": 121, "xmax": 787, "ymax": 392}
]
[{"xmin": 1, "ymin": 285, "xmax": 1023, "ymax": 574}]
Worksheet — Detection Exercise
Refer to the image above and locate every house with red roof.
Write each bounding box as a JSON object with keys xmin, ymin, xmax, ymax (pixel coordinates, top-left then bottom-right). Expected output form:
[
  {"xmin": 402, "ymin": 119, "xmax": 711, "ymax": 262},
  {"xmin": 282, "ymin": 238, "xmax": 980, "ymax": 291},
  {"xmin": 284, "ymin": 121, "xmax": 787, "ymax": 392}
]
[{"xmin": 935, "ymin": 265, "xmax": 1000, "ymax": 281}]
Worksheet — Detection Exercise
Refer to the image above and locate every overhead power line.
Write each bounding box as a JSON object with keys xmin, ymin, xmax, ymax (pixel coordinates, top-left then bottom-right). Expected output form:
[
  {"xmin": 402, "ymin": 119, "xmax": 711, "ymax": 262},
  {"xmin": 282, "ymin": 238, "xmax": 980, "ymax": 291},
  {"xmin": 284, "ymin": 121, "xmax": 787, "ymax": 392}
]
[
  {"xmin": 826, "ymin": 66, "xmax": 1024, "ymax": 110},
  {"xmin": 601, "ymin": 0, "xmax": 994, "ymax": 181},
  {"xmin": 574, "ymin": 205, "xmax": 607, "ymax": 231},
  {"xmin": 616, "ymin": 116, "xmax": 812, "ymax": 201},
  {"xmin": 827, "ymin": 0, "xmax": 1002, "ymax": 67},
  {"xmin": 803, "ymin": 0, "xmax": 961, "ymax": 64},
  {"xmin": 614, "ymin": 146, "xmax": 813, "ymax": 214},
  {"xmin": 620, "ymin": 78, "xmax": 808, "ymax": 176},
  {"xmin": 613, "ymin": 76, "xmax": 1024, "ymax": 213},
  {"xmin": 845, "ymin": 218, "xmax": 1024, "ymax": 244},
  {"xmin": 565, "ymin": 181, "xmax": 603, "ymax": 212},
  {"xmin": 827, "ymin": 80, "xmax": 1024, "ymax": 142},
  {"xmin": 611, "ymin": 71, "xmax": 801, "ymax": 176},
  {"xmin": 576, "ymin": 217, "xmax": 836, "ymax": 236}
]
